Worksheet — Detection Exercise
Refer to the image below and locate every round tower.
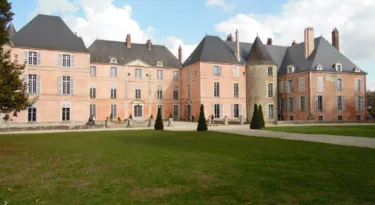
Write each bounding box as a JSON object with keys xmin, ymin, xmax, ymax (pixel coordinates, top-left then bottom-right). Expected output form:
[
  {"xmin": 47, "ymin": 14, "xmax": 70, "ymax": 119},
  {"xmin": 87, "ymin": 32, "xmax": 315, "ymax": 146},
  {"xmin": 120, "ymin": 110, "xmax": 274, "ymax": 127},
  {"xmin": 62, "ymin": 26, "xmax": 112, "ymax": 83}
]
[{"xmin": 246, "ymin": 36, "xmax": 278, "ymax": 123}]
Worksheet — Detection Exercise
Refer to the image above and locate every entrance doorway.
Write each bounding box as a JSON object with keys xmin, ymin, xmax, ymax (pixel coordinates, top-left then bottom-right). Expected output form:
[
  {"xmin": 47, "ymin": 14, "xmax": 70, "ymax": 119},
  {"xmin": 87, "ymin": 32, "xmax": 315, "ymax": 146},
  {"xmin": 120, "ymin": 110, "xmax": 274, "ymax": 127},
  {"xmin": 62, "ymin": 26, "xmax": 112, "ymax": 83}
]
[{"xmin": 133, "ymin": 104, "xmax": 143, "ymax": 120}]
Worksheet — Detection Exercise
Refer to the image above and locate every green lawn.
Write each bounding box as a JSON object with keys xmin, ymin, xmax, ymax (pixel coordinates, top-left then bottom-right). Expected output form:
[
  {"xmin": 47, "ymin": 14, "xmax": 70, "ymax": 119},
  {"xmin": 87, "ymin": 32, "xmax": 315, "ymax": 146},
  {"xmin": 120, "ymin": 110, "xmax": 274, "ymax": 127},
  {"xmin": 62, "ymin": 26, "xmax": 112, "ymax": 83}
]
[
  {"xmin": 1, "ymin": 131, "xmax": 375, "ymax": 205},
  {"xmin": 264, "ymin": 125, "xmax": 375, "ymax": 138}
]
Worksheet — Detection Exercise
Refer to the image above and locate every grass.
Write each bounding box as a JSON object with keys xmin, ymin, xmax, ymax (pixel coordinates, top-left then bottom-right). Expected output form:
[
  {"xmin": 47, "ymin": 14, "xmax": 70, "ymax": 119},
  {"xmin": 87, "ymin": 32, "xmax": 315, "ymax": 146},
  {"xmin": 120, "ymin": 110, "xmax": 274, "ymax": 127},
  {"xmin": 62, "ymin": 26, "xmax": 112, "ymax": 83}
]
[
  {"xmin": 264, "ymin": 125, "xmax": 375, "ymax": 138},
  {"xmin": 0, "ymin": 130, "xmax": 375, "ymax": 205}
]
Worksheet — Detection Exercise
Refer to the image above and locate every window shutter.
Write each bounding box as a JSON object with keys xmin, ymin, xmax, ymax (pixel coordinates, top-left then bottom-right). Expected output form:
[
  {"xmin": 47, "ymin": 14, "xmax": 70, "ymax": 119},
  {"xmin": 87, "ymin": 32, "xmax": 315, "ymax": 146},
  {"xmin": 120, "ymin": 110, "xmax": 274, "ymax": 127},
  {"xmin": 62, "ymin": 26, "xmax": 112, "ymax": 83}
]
[
  {"xmin": 303, "ymin": 97, "xmax": 307, "ymax": 111},
  {"xmin": 355, "ymin": 96, "xmax": 359, "ymax": 111},
  {"xmin": 239, "ymin": 104, "xmax": 243, "ymax": 117},
  {"xmin": 71, "ymin": 55, "xmax": 75, "ymax": 68},
  {"xmin": 212, "ymin": 105, "xmax": 215, "ymax": 117},
  {"xmin": 335, "ymin": 97, "xmax": 338, "ymax": 110},
  {"xmin": 70, "ymin": 77, "xmax": 74, "ymax": 95},
  {"xmin": 220, "ymin": 104, "xmax": 224, "ymax": 119},
  {"xmin": 315, "ymin": 96, "xmax": 318, "ymax": 111},
  {"xmin": 23, "ymin": 74, "xmax": 29, "ymax": 93},
  {"xmin": 342, "ymin": 78, "xmax": 344, "ymax": 91},
  {"xmin": 212, "ymin": 66, "xmax": 215, "ymax": 75},
  {"xmin": 343, "ymin": 96, "xmax": 346, "ymax": 110},
  {"xmin": 321, "ymin": 96, "xmax": 324, "ymax": 111},
  {"xmin": 58, "ymin": 77, "xmax": 62, "ymax": 95},
  {"xmin": 335, "ymin": 79, "xmax": 338, "ymax": 91},
  {"xmin": 297, "ymin": 97, "xmax": 300, "ymax": 111},
  {"xmin": 58, "ymin": 54, "xmax": 63, "ymax": 67},
  {"xmin": 360, "ymin": 97, "xmax": 364, "ymax": 111},
  {"xmin": 286, "ymin": 81, "xmax": 289, "ymax": 93},
  {"xmin": 37, "ymin": 52, "xmax": 41, "ymax": 65},
  {"xmin": 231, "ymin": 104, "xmax": 234, "ymax": 118},
  {"xmin": 36, "ymin": 75, "xmax": 41, "ymax": 94},
  {"xmin": 24, "ymin": 51, "xmax": 28, "ymax": 64},
  {"xmin": 355, "ymin": 79, "xmax": 358, "ymax": 92},
  {"xmin": 359, "ymin": 79, "xmax": 362, "ymax": 92}
]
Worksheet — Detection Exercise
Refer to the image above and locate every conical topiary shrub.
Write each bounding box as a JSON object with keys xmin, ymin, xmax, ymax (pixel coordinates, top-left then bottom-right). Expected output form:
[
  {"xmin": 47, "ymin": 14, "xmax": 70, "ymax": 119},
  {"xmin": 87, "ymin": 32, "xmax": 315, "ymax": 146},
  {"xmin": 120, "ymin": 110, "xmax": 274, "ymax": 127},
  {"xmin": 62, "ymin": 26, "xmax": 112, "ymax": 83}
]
[
  {"xmin": 258, "ymin": 105, "xmax": 265, "ymax": 128},
  {"xmin": 154, "ymin": 108, "xmax": 164, "ymax": 130},
  {"xmin": 197, "ymin": 104, "xmax": 208, "ymax": 131},
  {"xmin": 250, "ymin": 104, "xmax": 261, "ymax": 129}
]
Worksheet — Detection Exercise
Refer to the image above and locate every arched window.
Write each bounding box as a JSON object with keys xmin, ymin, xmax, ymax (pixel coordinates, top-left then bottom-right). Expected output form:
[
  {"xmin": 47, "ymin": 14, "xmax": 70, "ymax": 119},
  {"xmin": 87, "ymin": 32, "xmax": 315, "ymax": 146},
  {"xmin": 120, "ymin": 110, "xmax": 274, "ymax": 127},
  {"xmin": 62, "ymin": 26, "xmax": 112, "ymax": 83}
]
[
  {"xmin": 110, "ymin": 58, "xmax": 117, "ymax": 64},
  {"xmin": 335, "ymin": 78, "xmax": 343, "ymax": 92}
]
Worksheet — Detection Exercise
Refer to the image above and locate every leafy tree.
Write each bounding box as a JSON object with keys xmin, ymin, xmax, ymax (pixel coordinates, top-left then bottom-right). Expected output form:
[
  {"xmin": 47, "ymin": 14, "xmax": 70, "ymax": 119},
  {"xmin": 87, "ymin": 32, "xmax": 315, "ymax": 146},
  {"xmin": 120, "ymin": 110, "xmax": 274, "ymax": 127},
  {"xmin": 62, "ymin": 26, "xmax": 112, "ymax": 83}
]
[
  {"xmin": 250, "ymin": 104, "xmax": 261, "ymax": 129},
  {"xmin": 367, "ymin": 91, "xmax": 375, "ymax": 119},
  {"xmin": 0, "ymin": 1, "xmax": 36, "ymax": 117},
  {"xmin": 154, "ymin": 108, "xmax": 164, "ymax": 130},
  {"xmin": 197, "ymin": 104, "xmax": 208, "ymax": 131},
  {"xmin": 258, "ymin": 105, "xmax": 265, "ymax": 128}
]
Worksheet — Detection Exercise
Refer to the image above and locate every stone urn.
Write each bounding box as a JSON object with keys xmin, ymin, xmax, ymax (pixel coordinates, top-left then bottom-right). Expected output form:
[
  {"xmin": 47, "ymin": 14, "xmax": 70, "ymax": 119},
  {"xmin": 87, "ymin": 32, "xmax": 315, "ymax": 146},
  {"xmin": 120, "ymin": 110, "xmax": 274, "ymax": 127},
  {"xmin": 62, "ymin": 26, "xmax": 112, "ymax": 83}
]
[
  {"xmin": 239, "ymin": 116, "xmax": 244, "ymax": 125},
  {"xmin": 224, "ymin": 116, "xmax": 229, "ymax": 126},
  {"xmin": 127, "ymin": 118, "xmax": 133, "ymax": 128},
  {"xmin": 168, "ymin": 117, "xmax": 173, "ymax": 127},
  {"xmin": 207, "ymin": 117, "xmax": 212, "ymax": 126},
  {"xmin": 105, "ymin": 117, "xmax": 111, "ymax": 128},
  {"xmin": 148, "ymin": 118, "xmax": 155, "ymax": 127}
]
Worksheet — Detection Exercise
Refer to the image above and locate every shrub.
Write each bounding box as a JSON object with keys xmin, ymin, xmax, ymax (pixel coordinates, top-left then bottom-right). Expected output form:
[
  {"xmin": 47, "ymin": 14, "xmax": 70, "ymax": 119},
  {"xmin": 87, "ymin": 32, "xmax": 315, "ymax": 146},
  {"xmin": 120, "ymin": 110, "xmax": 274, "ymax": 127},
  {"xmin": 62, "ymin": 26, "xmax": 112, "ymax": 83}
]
[
  {"xmin": 258, "ymin": 105, "xmax": 265, "ymax": 128},
  {"xmin": 154, "ymin": 108, "xmax": 164, "ymax": 130},
  {"xmin": 197, "ymin": 104, "xmax": 208, "ymax": 131},
  {"xmin": 250, "ymin": 104, "xmax": 261, "ymax": 129}
]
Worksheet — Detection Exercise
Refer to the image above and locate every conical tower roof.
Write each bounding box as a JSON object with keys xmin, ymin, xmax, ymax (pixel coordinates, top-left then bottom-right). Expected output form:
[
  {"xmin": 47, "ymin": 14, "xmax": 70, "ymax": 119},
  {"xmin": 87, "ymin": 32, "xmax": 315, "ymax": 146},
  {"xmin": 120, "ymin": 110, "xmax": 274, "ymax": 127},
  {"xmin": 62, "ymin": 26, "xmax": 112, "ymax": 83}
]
[
  {"xmin": 7, "ymin": 22, "xmax": 16, "ymax": 38},
  {"xmin": 247, "ymin": 36, "xmax": 275, "ymax": 65}
]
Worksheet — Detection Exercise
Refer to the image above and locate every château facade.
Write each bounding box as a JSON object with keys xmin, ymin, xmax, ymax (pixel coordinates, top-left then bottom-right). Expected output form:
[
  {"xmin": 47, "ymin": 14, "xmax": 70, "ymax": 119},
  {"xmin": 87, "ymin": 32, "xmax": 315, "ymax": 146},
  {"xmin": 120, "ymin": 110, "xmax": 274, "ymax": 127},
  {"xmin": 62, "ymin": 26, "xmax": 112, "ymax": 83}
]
[{"xmin": 6, "ymin": 14, "xmax": 367, "ymax": 124}]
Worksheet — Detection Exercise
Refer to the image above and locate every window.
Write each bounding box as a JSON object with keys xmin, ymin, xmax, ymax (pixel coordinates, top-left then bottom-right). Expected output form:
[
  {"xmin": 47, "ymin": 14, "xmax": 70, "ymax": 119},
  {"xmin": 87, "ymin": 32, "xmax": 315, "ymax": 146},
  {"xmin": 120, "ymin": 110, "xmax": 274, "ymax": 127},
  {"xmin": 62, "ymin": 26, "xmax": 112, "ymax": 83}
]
[
  {"xmin": 316, "ymin": 64, "xmax": 323, "ymax": 71},
  {"xmin": 58, "ymin": 54, "xmax": 74, "ymax": 68},
  {"xmin": 27, "ymin": 74, "xmax": 40, "ymax": 94},
  {"xmin": 173, "ymin": 86, "xmax": 179, "ymax": 100},
  {"xmin": 297, "ymin": 96, "xmax": 306, "ymax": 111},
  {"xmin": 233, "ymin": 66, "xmax": 239, "ymax": 77},
  {"xmin": 299, "ymin": 78, "xmax": 305, "ymax": 92},
  {"xmin": 157, "ymin": 105, "xmax": 163, "ymax": 119},
  {"xmin": 59, "ymin": 76, "xmax": 73, "ymax": 95},
  {"xmin": 336, "ymin": 96, "xmax": 345, "ymax": 111},
  {"xmin": 318, "ymin": 116, "xmax": 324, "ymax": 121},
  {"xmin": 90, "ymin": 66, "xmax": 96, "ymax": 77},
  {"xmin": 28, "ymin": 104, "xmax": 37, "ymax": 122},
  {"xmin": 157, "ymin": 85, "xmax": 163, "ymax": 99},
  {"xmin": 336, "ymin": 78, "xmax": 344, "ymax": 92},
  {"xmin": 290, "ymin": 116, "xmax": 294, "ymax": 121},
  {"xmin": 214, "ymin": 82, "xmax": 220, "ymax": 97},
  {"xmin": 187, "ymin": 84, "xmax": 191, "ymax": 99},
  {"xmin": 157, "ymin": 70, "xmax": 163, "ymax": 80},
  {"xmin": 89, "ymin": 83, "xmax": 96, "ymax": 99},
  {"xmin": 268, "ymin": 83, "xmax": 273, "ymax": 97},
  {"xmin": 134, "ymin": 105, "xmax": 143, "ymax": 119},
  {"xmin": 278, "ymin": 81, "xmax": 284, "ymax": 93},
  {"xmin": 212, "ymin": 65, "xmax": 221, "ymax": 76},
  {"xmin": 288, "ymin": 97, "xmax": 294, "ymax": 111},
  {"xmin": 173, "ymin": 71, "xmax": 179, "ymax": 80},
  {"xmin": 335, "ymin": 63, "xmax": 342, "ymax": 72},
  {"xmin": 317, "ymin": 76, "xmax": 323, "ymax": 92},
  {"xmin": 110, "ymin": 58, "xmax": 117, "ymax": 64},
  {"xmin": 279, "ymin": 98, "xmax": 285, "ymax": 112},
  {"xmin": 173, "ymin": 105, "xmax": 179, "ymax": 119},
  {"xmin": 157, "ymin": 61, "xmax": 163, "ymax": 67},
  {"xmin": 135, "ymin": 84, "xmax": 141, "ymax": 99},
  {"xmin": 287, "ymin": 66, "xmax": 294, "ymax": 74},
  {"xmin": 356, "ymin": 96, "xmax": 364, "ymax": 111},
  {"xmin": 25, "ymin": 51, "xmax": 40, "ymax": 65},
  {"xmin": 213, "ymin": 104, "xmax": 223, "ymax": 119},
  {"xmin": 286, "ymin": 80, "xmax": 293, "ymax": 93},
  {"xmin": 62, "ymin": 102, "xmax": 71, "ymax": 121},
  {"xmin": 355, "ymin": 78, "xmax": 362, "ymax": 92},
  {"xmin": 316, "ymin": 95, "xmax": 323, "ymax": 111},
  {"xmin": 110, "ymin": 67, "xmax": 117, "ymax": 78},
  {"xmin": 231, "ymin": 104, "xmax": 242, "ymax": 118},
  {"xmin": 354, "ymin": 67, "xmax": 360, "ymax": 72},
  {"xmin": 111, "ymin": 84, "xmax": 117, "ymax": 99},
  {"xmin": 268, "ymin": 66, "xmax": 273, "ymax": 76},
  {"xmin": 356, "ymin": 115, "xmax": 361, "ymax": 121},
  {"xmin": 188, "ymin": 67, "xmax": 191, "ymax": 79},
  {"xmin": 268, "ymin": 104, "xmax": 274, "ymax": 119},
  {"xmin": 338, "ymin": 115, "xmax": 343, "ymax": 121},
  {"xmin": 135, "ymin": 69, "xmax": 142, "ymax": 78},
  {"xmin": 234, "ymin": 83, "xmax": 239, "ymax": 98},
  {"xmin": 111, "ymin": 104, "xmax": 117, "ymax": 119},
  {"xmin": 90, "ymin": 104, "xmax": 96, "ymax": 118}
]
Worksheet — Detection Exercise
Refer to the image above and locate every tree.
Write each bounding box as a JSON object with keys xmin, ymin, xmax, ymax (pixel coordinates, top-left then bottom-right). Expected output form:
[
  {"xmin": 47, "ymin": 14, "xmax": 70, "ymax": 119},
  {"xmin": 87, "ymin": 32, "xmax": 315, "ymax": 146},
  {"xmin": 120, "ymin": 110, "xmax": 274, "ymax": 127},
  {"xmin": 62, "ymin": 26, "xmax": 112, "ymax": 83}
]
[
  {"xmin": 154, "ymin": 107, "xmax": 164, "ymax": 130},
  {"xmin": 258, "ymin": 105, "xmax": 265, "ymax": 128},
  {"xmin": 367, "ymin": 91, "xmax": 375, "ymax": 119},
  {"xmin": 250, "ymin": 104, "xmax": 261, "ymax": 129},
  {"xmin": 0, "ymin": 1, "xmax": 35, "ymax": 117},
  {"xmin": 197, "ymin": 104, "xmax": 208, "ymax": 131}
]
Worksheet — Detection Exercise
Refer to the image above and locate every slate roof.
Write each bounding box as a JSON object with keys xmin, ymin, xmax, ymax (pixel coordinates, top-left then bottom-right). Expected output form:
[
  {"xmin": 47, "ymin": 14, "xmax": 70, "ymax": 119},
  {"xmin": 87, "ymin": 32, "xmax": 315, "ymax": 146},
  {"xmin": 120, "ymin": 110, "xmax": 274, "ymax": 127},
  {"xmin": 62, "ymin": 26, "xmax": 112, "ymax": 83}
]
[
  {"xmin": 89, "ymin": 40, "xmax": 181, "ymax": 68},
  {"xmin": 183, "ymin": 35, "xmax": 364, "ymax": 75},
  {"xmin": 7, "ymin": 22, "xmax": 16, "ymax": 38},
  {"xmin": 10, "ymin": 14, "xmax": 88, "ymax": 53},
  {"xmin": 247, "ymin": 36, "xmax": 275, "ymax": 65}
]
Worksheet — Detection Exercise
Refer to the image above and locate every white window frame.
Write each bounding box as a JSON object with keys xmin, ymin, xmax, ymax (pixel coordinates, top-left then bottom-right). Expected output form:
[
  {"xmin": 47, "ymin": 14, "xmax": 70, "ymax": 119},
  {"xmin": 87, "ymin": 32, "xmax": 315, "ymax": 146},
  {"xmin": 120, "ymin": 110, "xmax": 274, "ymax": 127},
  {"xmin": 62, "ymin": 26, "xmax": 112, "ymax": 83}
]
[
  {"xmin": 157, "ymin": 70, "xmax": 163, "ymax": 80},
  {"xmin": 173, "ymin": 70, "xmax": 179, "ymax": 80},
  {"xmin": 234, "ymin": 83, "xmax": 239, "ymax": 98},
  {"xmin": 157, "ymin": 61, "xmax": 163, "ymax": 67},
  {"xmin": 61, "ymin": 101, "xmax": 71, "ymax": 121},
  {"xmin": 335, "ymin": 63, "xmax": 342, "ymax": 72},
  {"xmin": 214, "ymin": 82, "xmax": 220, "ymax": 97},
  {"xmin": 110, "ymin": 104, "xmax": 117, "ymax": 119},
  {"xmin": 110, "ymin": 67, "xmax": 117, "ymax": 78},
  {"xmin": 59, "ymin": 53, "xmax": 74, "ymax": 68},
  {"xmin": 268, "ymin": 83, "xmax": 273, "ymax": 97},
  {"xmin": 61, "ymin": 76, "xmax": 73, "ymax": 95},
  {"xmin": 232, "ymin": 104, "xmax": 242, "ymax": 119},
  {"xmin": 336, "ymin": 96, "xmax": 345, "ymax": 111},
  {"xmin": 89, "ymin": 104, "xmax": 96, "ymax": 119},
  {"xmin": 89, "ymin": 83, "xmax": 96, "ymax": 99},
  {"xmin": 173, "ymin": 104, "xmax": 179, "ymax": 119},
  {"xmin": 27, "ymin": 103, "xmax": 37, "ymax": 122},
  {"xmin": 268, "ymin": 66, "xmax": 273, "ymax": 76},
  {"xmin": 316, "ymin": 95, "xmax": 324, "ymax": 111},
  {"xmin": 287, "ymin": 65, "xmax": 294, "ymax": 74},
  {"xmin": 213, "ymin": 104, "xmax": 223, "ymax": 119},
  {"xmin": 316, "ymin": 64, "xmax": 323, "ymax": 71},
  {"xmin": 317, "ymin": 76, "xmax": 323, "ymax": 92},
  {"xmin": 25, "ymin": 51, "xmax": 40, "ymax": 65},
  {"xmin": 135, "ymin": 68, "xmax": 142, "ymax": 78},
  {"xmin": 233, "ymin": 66, "xmax": 239, "ymax": 77},
  {"xmin": 297, "ymin": 96, "xmax": 307, "ymax": 112},
  {"xmin": 173, "ymin": 85, "xmax": 179, "ymax": 100},
  {"xmin": 354, "ymin": 67, "xmax": 361, "ymax": 72},
  {"xmin": 133, "ymin": 104, "xmax": 144, "ymax": 120},
  {"xmin": 135, "ymin": 84, "xmax": 141, "ymax": 99},
  {"xmin": 27, "ymin": 74, "xmax": 40, "ymax": 94},
  {"xmin": 90, "ymin": 66, "xmax": 96, "ymax": 77},
  {"xmin": 212, "ymin": 65, "xmax": 222, "ymax": 76},
  {"xmin": 110, "ymin": 57, "xmax": 117, "ymax": 64},
  {"xmin": 286, "ymin": 80, "xmax": 293, "ymax": 93},
  {"xmin": 288, "ymin": 97, "xmax": 294, "ymax": 111},
  {"xmin": 111, "ymin": 84, "xmax": 117, "ymax": 99},
  {"xmin": 356, "ymin": 96, "xmax": 364, "ymax": 111},
  {"xmin": 355, "ymin": 78, "xmax": 362, "ymax": 92},
  {"xmin": 268, "ymin": 104, "xmax": 274, "ymax": 119},
  {"xmin": 338, "ymin": 115, "xmax": 343, "ymax": 121},
  {"xmin": 299, "ymin": 77, "xmax": 305, "ymax": 92},
  {"xmin": 336, "ymin": 78, "xmax": 344, "ymax": 92},
  {"xmin": 157, "ymin": 85, "xmax": 163, "ymax": 99}
]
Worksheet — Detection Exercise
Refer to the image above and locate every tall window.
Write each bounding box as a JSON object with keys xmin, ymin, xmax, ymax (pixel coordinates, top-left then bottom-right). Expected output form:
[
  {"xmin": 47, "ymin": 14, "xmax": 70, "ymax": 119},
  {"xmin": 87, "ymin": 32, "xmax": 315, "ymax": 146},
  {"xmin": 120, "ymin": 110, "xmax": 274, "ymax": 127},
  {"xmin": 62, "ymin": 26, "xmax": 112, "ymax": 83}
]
[
  {"xmin": 298, "ymin": 96, "xmax": 306, "ymax": 111},
  {"xmin": 173, "ymin": 86, "xmax": 179, "ymax": 100},
  {"xmin": 356, "ymin": 115, "xmax": 361, "ymax": 121},
  {"xmin": 28, "ymin": 104, "xmax": 37, "ymax": 122},
  {"xmin": 111, "ymin": 84, "xmax": 117, "ymax": 99},
  {"xmin": 188, "ymin": 68, "xmax": 191, "ymax": 79},
  {"xmin": 234, "ymin": 83, "xmax": 239, "ymax": 98},
  {"xmin": 356, "ymin": 96, "xmax": 364, "ymax": 111},
  {"xmin": 134, "ymin": 105, "xmax": 142, "ymax": 119},
  {"xmin": 110, "ymin": 67, "xmax": 117, "ymax": 78},
  {"xmin": 89, "ymin": 83, "xmax": 96, "ymax": 99},
  {"xmin": 316, "ymin": 95, "xmax": 323, "ymax": 111},
  {"xmin": 278, "ymin": 81, "xmax": 284, "ymax": 93},
  {"xmin": 232, "ymin": 104, "xmax": 241, "ymax": 118},
  {"xmin": 111, "ymin": 104, "xmax": 117, "ymax": 118},
  {"xmin": 157, "ymin": 70, "xmax": 163, "ymax": 80},
  {"xmin": 214, "ymin": 82, "xmax": 220, "ymax": 97},
  {"xmin": 233, "ymin": 66, "xmax": 239, "ymax": 77},
  {"xmin": 173, "ymin": 105, "xmax": 179, "ymax": 119},
  {"xmin": 336, "ymin": 96, "xmax": 345, "ymax": 111},
  {"xmin": 27, "ymin": 74, "xmax": 39, "ymax": 94},
  {"xmin": 63, "ymin": 54, "xmax": 71, "ymax": 67},
  {"xmin": 157, "ymin": 85, "xmax": 163, "ymax": 99},
  {"xmin": 213, "ymin": 104, "xmax": 222, "ymax": 119},
  {"xmin": 279, "ymin": 98, "xmax": 285, "ymax": 111},
  {"xmin": 135, "ymin": 84, "xmax": 141, "ymax": 99},
  {"xmin": 317, "ymin": 76, "xmax": 323, "ymax": 92},
  {"xmin": 62, "ymin": 102, "xmax": 71, "ymax": 121},
  {"xmin": 336, "ymin": 78, "xmax": 343, "ymax": 92},
  {"xmin": 338, "ymin": 115, "xmax": 343, "ymax": 121},
  {"xmin": 58, "ymin": 54, "xmax": 74, "ymax": 68},
  {"xmin": 286, "ymin": 80, "xmax": 293, "ymax": 93},
  {"xmin": 268, "ymin": 66, "xmax": 273, "ymax": 76},
  {"xmin": 355, "ymin": 78, "xmax": 362, "ymax": 92},
  {"xmin": 25, "ymin": 51, "xmax": 40, "ymax": 65},
  {"xmin": 268, "ymin": 104, "xmax": 274, "ymax": 119},
  {"xmin": 268, "ymin": 83, "xmax": 273, "ymax": 97},
  {"xmin": 59, "ymin": 76, "xmax": 73, "ymax": 95},
  {"xmin": 212, "ymin": 65, "xmax": 221, "ymax": 76},
  {"xmin": 90, "ymin": 104, "xmax": 96, "ymax": 118},
  {"xmin": 135, "ymin": 69, "xmax": 142, "ymax": 78},
  {"xmin": 187, "ymin": 84, "xmax": 191, "ymax": 99},
  {"xmin": 173, "ymin": 71, "xmax": 179, "ymax": 80},
  {"xmin": 90, "ymin": 66, "xmax": 96, "ymax": 77},
  {"xmin": 288, "ymin": 97, "xmax": 294, "ymax": 111},
  {"xmin": 299, "ymin": 78, "xmax": 305, "ymax": 92},
  {"xmin": 318, "ymin": 116, "xmax": 324, "ymax": 121}
]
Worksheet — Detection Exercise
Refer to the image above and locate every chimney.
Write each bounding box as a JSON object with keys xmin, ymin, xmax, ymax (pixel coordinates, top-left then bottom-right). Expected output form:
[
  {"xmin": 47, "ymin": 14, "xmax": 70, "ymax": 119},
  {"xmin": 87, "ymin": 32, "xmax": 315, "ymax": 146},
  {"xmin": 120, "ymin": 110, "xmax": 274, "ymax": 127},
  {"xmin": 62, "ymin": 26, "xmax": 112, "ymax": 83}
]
[
  {"xmin": 178, "ymin": 45, "xmax": 182, "ymax": 64},
  {"xmin": 235, "ymin": 29, "xmax": 240, "ymax": 62},
  {"xmin": 267, "ymin": 38, "xmax": 272, "ymax": 45},
  {"xmin": 227, "ymin": 33, "xmax": 233, "ymax": 41},
  {"xmin": 146, "ymin": 39, "xmax": 152, "ymax": 50},
  {"xmin": 126, "ymin": 34, "xmax": 131, "ymax": 48},
  {"xmin": 332, "ymin": 28, "xmax": 339, "ymax": 51},
  {"xmin": 292, "ymin": 40, "xmax": 296, "ymax": 46},
  {"xmin": 304, "ymin": 27, "xmax": 314, "ymax": 58}
]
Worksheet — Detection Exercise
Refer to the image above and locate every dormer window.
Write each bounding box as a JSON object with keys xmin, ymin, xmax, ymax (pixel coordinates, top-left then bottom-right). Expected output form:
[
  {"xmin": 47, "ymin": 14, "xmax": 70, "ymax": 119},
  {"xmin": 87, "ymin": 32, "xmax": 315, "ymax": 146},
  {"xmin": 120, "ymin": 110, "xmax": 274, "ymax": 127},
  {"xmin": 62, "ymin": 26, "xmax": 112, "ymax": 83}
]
[
  {"xmin": 334, "ymin": 63, "xmax": 342, "ymax": 72},
  {"xmin": 354, "ymin": 67, "xmax": 360, "ymax": 72},
  {"xmin": 287, "ymin": 65, "xmax": 295, "ymax": 74},
  {"xmin": 156, "ymin": 61, "xmax": 163, "ymax": 67},
  {"xmin": 316, "ymin": 64, "xmax": 323, "ymax": 71},
  {"xmin": 110, "ymin": 58, "xmax": 117, "ymax": 64}
]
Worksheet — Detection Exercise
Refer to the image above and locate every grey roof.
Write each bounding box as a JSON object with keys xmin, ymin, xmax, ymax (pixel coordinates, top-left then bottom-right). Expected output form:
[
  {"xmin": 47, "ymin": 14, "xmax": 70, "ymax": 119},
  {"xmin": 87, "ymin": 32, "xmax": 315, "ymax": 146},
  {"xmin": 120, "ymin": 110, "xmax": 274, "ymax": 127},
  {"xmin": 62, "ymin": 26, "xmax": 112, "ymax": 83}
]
[
  {"xmin": 10, "ymin": 14, "xmax": 88, "ymax": 53},
  {"xmin": 183, "ymin": 35, "xmax": 363, "ymax": 75},
  {"xmin": 247, "ymin": 36, "xmax": 275, "ymax": 65},
  {"xmin": 7, "ymin": 22, "xmax": 16, "ymax": 38},
  {"xmin": 89, "ymin": 40, "xmax": 182, "ymax": 68}
]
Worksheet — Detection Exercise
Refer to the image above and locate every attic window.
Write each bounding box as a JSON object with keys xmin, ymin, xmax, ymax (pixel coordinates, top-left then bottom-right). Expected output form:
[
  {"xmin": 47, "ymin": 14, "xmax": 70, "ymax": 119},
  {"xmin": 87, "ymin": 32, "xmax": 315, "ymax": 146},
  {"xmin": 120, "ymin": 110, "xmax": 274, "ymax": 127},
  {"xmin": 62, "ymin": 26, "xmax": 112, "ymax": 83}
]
[
  {"xmin": 354, "ymin": 67, "xmax": 360, "ymax": 72},
  {"xmin": 110, "ymin": 58, "xmax": 117, "ymax": 64},
  {"xmin": 287, "ymin": 65, "xmax": 295, "ymax": 74},
  {"xmin": 157, "ymin": 61, "xmax": 163, "ymax": 67},
  {"xmin": 316, "ymin": 64, "xmax": 323, "ymax": 71},
  {"xmin": 334, "ymin": 63, "xmax": 342, "ymax": 72}
]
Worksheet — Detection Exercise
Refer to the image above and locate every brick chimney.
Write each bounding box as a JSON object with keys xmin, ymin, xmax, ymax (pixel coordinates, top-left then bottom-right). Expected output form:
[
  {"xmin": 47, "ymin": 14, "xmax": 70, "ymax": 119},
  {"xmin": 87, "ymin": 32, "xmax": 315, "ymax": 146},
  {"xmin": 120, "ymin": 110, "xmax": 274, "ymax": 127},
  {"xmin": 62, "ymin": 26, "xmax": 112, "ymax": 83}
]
[
  {"xmin": 292, "ymin": 40, "xmax": 296, "ymax": 46},
  {"xmin": 146, "ymin": 39, "xmax": 152, "ymax": 50},
  {"xmin": 227, "ymin": 33, "xmax": 233, "ymax": 41},
  {"xmin": 332, "ymin": 28, "xmax": 339, "ymax": 51},
  {"xmin": 235, "ymin": 29, "xmax": 240, "ymax": 62},
  {"xmin": 126, "ymin": 34, "xmax": 131, "ymax": 48},
  {"xmin": 304, "ymin": 27, "xmax": 314, "ymax": 58},
  {"xmin": 178, "ymin": 45, "xmax": 182, "ymax": 64},
  {"xmin": 267, "ymin": 38, "xmax": 272, "ymax": 45}
]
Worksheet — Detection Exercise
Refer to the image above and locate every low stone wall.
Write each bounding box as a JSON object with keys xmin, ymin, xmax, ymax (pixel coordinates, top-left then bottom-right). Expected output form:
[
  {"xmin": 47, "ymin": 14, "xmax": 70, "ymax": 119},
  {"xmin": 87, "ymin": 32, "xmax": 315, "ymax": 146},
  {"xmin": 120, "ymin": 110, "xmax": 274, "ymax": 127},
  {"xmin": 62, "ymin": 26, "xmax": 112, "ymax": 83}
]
[
  {"xmin": 276, "ymin": 120, "xmax": 375, "ymax": 125},
  {"xmin": 0, "ymin": 124, "xmax": 105, "ymax": 132}
]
